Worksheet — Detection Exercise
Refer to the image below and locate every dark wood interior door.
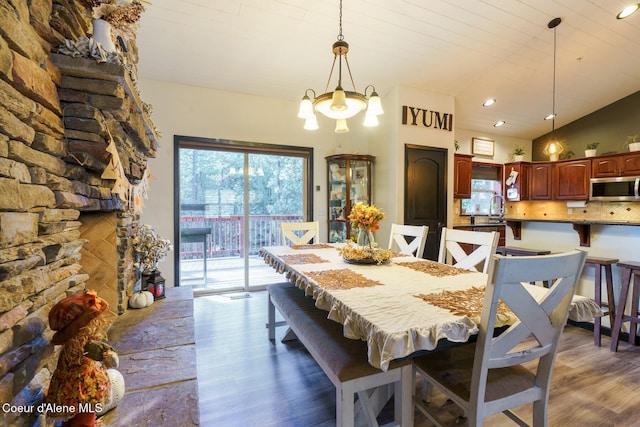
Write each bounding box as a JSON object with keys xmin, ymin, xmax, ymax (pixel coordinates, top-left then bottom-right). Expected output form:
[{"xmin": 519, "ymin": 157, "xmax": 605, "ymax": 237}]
[{"xmin": 404, "ymin": 145, "xmax": 448, "ymax": 260}]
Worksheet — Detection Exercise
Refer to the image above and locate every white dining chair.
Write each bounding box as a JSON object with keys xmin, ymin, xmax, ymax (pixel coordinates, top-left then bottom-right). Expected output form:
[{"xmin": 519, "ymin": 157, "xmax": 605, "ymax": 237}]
[
  {"xmin": 438, "ymin": 227, "xmax": 499, "ymax": 273},
  {"xmin": 413, "ymin": 249, "xmax": 588, "ymax": 427},
  {"xmin": 388, "ymin": 223, "xmax": 429, "ymax": 258},
  {"xmin": 280, "ymin": 221, "xmax": 320, "ymax": 245}
]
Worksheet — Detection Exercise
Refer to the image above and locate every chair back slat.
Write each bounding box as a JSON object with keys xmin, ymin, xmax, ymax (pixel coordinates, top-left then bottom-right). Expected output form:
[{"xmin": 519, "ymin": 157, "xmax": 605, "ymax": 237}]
[
  {"xmin": 438, "ymin": 228, "xmax": 499, "ymax": 273},
  {"xmin": 281, "ymin": 221, "xmax": 320, "ymax": 245},
  {"xmin": 388, "ymin": 223, "xmax": 429, "ymax": 257}
]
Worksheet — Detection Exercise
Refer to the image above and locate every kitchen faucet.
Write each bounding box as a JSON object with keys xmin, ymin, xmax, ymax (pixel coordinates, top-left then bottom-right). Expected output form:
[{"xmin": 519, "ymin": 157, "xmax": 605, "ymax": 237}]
[{"xmin": 488, "ymin": 194, "xmax": 505, "ymax": 223}]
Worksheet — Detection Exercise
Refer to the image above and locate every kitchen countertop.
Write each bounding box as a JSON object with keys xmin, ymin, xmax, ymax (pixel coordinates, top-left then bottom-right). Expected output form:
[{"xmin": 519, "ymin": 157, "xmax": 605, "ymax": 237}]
[
  {"xmin": 453, "ymin": 222, "xmax": 506, "ymax": 228},
  {"xmin": 454, "ymin": 217, "xmax": 638, "ymax": 248},
  {"xmin": 500, "ymin": 218, "xmax": 640, "ymax": 226}
]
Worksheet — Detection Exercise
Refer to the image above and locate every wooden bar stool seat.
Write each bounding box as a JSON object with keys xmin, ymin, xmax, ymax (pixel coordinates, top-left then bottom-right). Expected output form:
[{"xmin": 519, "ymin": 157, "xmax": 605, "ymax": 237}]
[
  {"xmin": 611, "ymin": 261, "xmax": 640, "ymax": 352},
  {"xmin": 584, "ymin": 256, "xmax": 618, "ymax": 347},
  {"xmin": 496, "ymin": 246, "xmax": 551, "ymax": 257}
]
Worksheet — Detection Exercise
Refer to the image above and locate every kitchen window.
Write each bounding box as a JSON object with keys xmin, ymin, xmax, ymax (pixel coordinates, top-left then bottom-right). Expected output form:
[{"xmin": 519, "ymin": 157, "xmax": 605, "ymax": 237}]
[{"xmin": 460, "ymin": 163, "xmax": 504, "ymax": 216}]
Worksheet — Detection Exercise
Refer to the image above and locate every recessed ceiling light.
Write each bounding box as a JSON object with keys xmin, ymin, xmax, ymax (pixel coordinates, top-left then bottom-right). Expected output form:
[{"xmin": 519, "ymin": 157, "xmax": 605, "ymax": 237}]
[
  {"xmin": 494, "ymin": 121, "xmax": 505, "ymax": 127},
  {"xmin": 617, "ymin": 3, "xmax": 639, "ymax": 19},
  {"xmin": 544, "ymin": 114, "xmax": 556, "ymax": 120},
  {"xmin": 483, "ymin": 99, "xmax": 496, "ymax": 107}
]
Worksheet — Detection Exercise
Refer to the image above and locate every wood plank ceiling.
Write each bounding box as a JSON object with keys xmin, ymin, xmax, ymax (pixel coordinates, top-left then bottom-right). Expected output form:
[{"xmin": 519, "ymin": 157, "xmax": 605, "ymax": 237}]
[{"xmin": 135, "ymin": 0, "xmax": 640, "ymax": 140}]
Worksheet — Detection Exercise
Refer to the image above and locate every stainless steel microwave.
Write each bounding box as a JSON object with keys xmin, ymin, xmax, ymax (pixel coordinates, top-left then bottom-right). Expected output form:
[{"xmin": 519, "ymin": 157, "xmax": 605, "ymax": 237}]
[{"xmin": 589, "ymin": 176, "xmax": 640, "ymax": 201}]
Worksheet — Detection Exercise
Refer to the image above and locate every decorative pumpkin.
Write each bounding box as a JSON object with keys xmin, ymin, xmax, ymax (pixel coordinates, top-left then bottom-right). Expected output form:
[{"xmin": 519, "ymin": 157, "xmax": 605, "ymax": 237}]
[
  {"xmin": 129, "ymin": 291, "xmax": 154, "ymax": 308},
  {"xmin": 97, "ymin": 368, "xmax": 125, "ymax": 416}
]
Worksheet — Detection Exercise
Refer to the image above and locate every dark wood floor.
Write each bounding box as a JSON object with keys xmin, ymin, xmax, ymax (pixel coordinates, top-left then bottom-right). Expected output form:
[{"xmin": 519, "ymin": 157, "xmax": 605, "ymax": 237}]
[{"xmin": 194, "ymin": 290, "xmax": 640, "ymax": 427}]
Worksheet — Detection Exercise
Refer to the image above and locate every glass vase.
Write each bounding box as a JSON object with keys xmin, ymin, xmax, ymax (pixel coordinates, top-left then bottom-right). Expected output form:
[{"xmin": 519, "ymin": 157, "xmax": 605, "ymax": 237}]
[{"xmin": 356, "ymin": 227, "xmax": 375, "ymax": 249}]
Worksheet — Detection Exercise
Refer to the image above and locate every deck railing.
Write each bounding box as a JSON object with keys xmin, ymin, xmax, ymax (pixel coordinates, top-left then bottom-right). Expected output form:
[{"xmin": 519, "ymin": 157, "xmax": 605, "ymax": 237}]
[{"xmin": 180, "ymin": 215, "xmax": 303, "ymax": 258}]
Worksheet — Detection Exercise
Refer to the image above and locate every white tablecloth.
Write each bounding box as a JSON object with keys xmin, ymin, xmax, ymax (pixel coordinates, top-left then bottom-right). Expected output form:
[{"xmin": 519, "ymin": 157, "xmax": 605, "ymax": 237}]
[{"xmin": 260, "ymin": 244, "xmax": 601, "ymax": 371}]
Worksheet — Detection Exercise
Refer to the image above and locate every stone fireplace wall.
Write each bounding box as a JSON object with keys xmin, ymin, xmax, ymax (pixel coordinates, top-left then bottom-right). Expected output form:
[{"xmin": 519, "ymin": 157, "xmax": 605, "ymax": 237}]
[{"xmin": 0, "ymin": 1, "xmax": 158, "ymax": 425}]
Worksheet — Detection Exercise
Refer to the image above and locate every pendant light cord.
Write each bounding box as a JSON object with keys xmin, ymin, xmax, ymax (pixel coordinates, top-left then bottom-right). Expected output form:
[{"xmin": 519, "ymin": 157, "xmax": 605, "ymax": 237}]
[
  {"xmin": 547, "ymin": 17, "xmax": 561, "ymax": 132},
  {"xmin": 552, "ymin": 24, "xmax": 557, "ymax": 132}
]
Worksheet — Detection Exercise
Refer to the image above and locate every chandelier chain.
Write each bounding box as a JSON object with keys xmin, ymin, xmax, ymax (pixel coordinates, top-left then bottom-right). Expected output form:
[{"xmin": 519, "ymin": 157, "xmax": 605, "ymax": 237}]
[{"xmin": 337, "ymin": 0, "xmax": 344, "ymax": 41}]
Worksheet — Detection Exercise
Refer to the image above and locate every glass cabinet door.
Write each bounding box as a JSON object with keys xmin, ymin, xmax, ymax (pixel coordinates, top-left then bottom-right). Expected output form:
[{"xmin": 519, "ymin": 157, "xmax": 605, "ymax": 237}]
[{"xmin": 326, "ymin": 154, "xmax": 375, "ymax": 243}]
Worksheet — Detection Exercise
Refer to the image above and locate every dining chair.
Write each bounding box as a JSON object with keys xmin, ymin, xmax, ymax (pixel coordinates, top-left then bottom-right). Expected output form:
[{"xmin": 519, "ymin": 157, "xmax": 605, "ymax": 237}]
[
  {"xmin": 280, "ymin": 221, "xmax": 320, "ymax": 245},
  {"xmin": 438, "ymin": 227, "xmax": 499, "ymax": 273},
  {"xmin": 413, "ymin": 249, "xmax": 588, "ymax": 427},
  {"xmin": 388, "ymin": 223, "xmax": 429, "ymax": 257}
]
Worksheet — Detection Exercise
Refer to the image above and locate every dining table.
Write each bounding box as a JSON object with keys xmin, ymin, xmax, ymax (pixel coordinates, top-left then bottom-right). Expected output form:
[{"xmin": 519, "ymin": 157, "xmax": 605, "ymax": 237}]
[
  {"xmin": 260, "ymin": 243, "xmax": 602, "ymax": 371},
  {"xmin": 260, "ymin": 243, "xmax": 602, "ymax": 426}
]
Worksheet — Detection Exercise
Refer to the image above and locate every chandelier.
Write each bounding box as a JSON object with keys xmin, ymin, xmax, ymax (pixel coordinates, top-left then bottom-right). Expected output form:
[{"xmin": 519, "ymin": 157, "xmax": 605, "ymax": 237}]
[
  {"xmin": 297, "ymin": 0, "xmax": 383, "ymax": 133},
  {"xmin": 543, "ymin": 17, "xmax": 563, "ymax": 161}
]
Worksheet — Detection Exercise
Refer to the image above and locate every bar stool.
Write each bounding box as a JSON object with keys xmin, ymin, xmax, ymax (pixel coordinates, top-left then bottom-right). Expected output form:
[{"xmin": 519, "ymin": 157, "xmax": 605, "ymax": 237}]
[
  {"xmin": 584, "ymin": 256, "xmax": 618, "ymax": 347},
  {"xmin": 610, "ymin": 261, "xmax": 640, "ymax": 352}
]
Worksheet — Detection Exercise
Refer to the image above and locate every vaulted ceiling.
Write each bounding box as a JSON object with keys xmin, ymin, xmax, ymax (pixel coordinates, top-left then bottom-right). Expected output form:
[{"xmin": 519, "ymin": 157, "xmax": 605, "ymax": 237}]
[{"xmin": 136, "ymin": 1, "xmax": 640, "ymax": 140}]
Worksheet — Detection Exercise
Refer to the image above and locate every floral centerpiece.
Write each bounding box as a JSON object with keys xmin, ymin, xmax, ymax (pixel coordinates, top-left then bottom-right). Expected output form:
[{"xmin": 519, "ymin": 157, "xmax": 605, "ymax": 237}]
[
  {"xmin": 338, "ymin": 203, "xmax": 392, "ymax": 265},
  {"xmin": 132, "ymin": 224, "xmax": 173, "ymax": 272},
  {"xmin": 349, "ymin": 202, "xmax": 385, "ymax": 245}
]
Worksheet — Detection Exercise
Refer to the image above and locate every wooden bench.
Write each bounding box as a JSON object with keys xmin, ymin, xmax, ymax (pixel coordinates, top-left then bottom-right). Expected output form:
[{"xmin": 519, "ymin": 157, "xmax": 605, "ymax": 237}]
[{"xmin": 267, "ymin": 282, "xmax": 412, "ymax": 427}]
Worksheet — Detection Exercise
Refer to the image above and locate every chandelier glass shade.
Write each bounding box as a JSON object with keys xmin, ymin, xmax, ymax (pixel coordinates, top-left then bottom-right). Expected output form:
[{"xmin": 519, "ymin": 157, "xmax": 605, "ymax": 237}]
[
  {"xmin": 313, "ymin": 91, "xmax": 367, "ymax": 120},
  {"xmin": 543, "ymin": 140, "xmax": 564, "ymax": 161},
  {"xmin": 297, "ymin": 0, "xmax": 383, "ymax": 132}
]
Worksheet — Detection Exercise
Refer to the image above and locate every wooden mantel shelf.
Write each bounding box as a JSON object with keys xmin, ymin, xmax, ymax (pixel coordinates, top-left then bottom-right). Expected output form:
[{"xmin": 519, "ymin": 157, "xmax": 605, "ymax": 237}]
[{"xmin": 504, "ymin": 218, "xmax": 639, "ymax": 247}]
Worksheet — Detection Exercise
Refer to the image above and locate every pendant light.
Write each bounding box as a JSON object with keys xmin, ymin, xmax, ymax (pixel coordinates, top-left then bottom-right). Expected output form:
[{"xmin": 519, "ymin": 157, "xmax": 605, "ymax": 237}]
[
  {"xmin": 297, "ymin": 0, "xmax": 383, "ymax": 132},
  {"xmin": 543, "ymin": 17, "xmax": 564, "ymax": 161}
]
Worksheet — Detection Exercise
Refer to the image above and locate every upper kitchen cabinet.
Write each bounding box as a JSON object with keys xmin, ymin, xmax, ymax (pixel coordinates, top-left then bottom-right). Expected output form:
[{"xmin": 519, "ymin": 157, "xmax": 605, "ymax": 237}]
[
  {"xmin": 553, "ymin": 159, "xmax": 591, "ymax": 200},
  {"xmin": 453, "ymin": 154, "xmax": 473, "ymax": 199},
  {"xmin": 530, "ymin": 163, "xmax": 553, "ymax": 200},
  {"xmin": 592, "ymin": 152, "xmax": 640, "ymax": 178}
]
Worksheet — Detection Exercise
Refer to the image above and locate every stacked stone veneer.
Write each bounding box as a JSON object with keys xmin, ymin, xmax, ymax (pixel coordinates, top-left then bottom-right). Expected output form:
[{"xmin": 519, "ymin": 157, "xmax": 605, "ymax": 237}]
[{"xmin": 1, "ymin": 1, "xmax": 158, "ymax": 425}]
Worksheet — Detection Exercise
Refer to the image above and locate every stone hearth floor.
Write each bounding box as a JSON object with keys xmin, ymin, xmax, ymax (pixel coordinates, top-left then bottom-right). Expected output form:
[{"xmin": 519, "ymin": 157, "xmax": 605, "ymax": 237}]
[{"xmin": 99, "ymin": 286, "xmax": 199, "ymax": 426}]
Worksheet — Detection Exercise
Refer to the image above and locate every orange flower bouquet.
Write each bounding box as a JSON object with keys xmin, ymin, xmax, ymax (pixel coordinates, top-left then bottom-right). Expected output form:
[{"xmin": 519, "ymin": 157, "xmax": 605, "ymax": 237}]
[{"xmin": 348, "ymin": 202, "xmax": 385, "ymax": 232}]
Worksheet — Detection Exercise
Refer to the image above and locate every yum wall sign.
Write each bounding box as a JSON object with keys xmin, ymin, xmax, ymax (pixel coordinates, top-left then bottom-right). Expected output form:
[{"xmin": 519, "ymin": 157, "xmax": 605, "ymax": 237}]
[{"xmin": 402, "ymin": 105, "xmax": 453, "ymax": 131}]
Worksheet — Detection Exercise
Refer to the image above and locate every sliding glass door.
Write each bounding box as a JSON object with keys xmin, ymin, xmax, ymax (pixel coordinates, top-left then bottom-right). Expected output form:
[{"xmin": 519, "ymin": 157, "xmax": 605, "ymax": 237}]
[{"xmin": 175, "ymin": 137, "xmax": 312, "ymax": 294}]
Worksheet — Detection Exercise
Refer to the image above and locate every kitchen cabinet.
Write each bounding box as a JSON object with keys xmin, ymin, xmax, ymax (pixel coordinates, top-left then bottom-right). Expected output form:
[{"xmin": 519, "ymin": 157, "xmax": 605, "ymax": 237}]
[
  {"xmin": 621, "ymin": 152, "xmax": 640, "ymax": 175},
  {"xmin": 592, "ymin": 152, "xmax": 640, "ymax": 177},
  {"xmin": 453, "ymin": 153, "xmax": 473, "ymax": 199},
  {"xmin": 504, "ymin": 162, "xmax": 531, "ymax": 201},
  {"xmin": 553, "ymin": 159, "xmax": 591, "ymax": 200},
  {"xmin": 326, "ymin": 154, "xmax": 375, "ymax": 243},
  {"xmin": 530, "ymin": 163, "xmax": 553, "ymax": 200},
  {"xmin": 591, "ymin": 156, "xmax": 621, "ymax": 178}
]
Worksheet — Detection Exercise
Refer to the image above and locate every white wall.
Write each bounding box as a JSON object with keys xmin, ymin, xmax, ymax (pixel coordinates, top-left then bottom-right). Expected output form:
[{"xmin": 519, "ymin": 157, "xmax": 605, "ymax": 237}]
[{"xmin": 455, "ymin": 128, "xmax": 532, "ymax": 164}]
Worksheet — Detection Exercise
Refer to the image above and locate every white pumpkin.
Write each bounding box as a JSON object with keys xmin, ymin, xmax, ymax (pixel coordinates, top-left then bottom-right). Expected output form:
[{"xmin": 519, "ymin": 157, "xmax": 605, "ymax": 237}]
[
  {"xmin": 97, "ymin": 368, "xmax": 125, "ymax": 416},
  {"xmin": 129, "ymin": 291, "xmax": 154, "ymax": 308}
]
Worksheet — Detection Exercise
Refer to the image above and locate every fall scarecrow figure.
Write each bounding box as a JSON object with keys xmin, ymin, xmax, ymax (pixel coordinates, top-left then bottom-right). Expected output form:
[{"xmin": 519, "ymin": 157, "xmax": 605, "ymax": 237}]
[{"xmin": 45, "ymin": 291, "xmax": 122, "ymax": 427}]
